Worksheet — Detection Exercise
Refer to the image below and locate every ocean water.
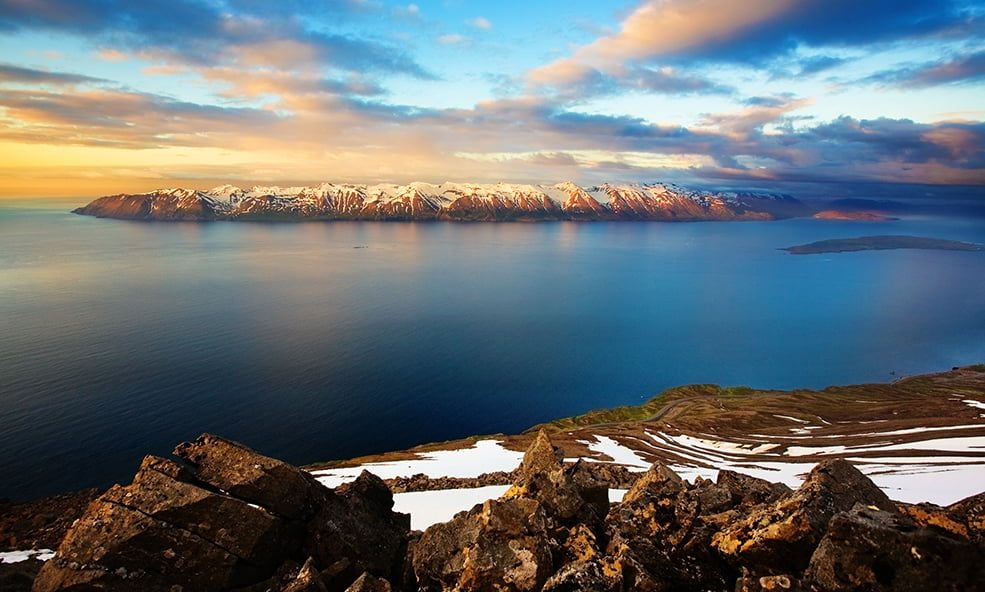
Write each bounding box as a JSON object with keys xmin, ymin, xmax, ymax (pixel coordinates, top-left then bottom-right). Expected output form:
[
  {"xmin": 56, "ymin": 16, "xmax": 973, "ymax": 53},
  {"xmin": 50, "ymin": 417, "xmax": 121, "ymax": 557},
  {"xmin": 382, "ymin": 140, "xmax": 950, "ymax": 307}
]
[{"xmin": 2, "ymin": 199, "xmax": 985, "ymax": 500}]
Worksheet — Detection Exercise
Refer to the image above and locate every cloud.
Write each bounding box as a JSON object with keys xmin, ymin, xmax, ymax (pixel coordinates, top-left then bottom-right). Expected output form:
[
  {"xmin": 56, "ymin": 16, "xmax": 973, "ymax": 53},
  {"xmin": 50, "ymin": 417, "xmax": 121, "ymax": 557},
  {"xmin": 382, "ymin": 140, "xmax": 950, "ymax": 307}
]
[
  {"xmin": 863, "ymin": 50, "xmax": 985, "ymax": 88},
  {"xmin": 0, "ymin": 0, "xmax": 433, "ymax": 78},
  {"xmin": 0, "ymin": 0, "xmax": 981, "ymax": 190},
  {"xmin": 1, "ymin": 76, "xmax": 981, "ymax": 186},
  {"xmin": 768, "ymin": 54, "xmax": 850, "ymax": 79},
  {"xmin": 437, "ymin": 34, "xmax": 470, "ymax": 46},
  {"xmin": 533, "ymin": 0, "xmax": 980, "ymax": 75},
  {"xmin": 528, "ymin": 62, "xmax": 733, "ymax": 100},
  {"xmin": 0, "ymin": 86, "xmax": 281, "ymax": 148},
  {"xmin": 0, "ymin": 63, "xmax": 108, "ymax": 85},
  {"xmin": 97, "ymin": 48, "xmax": 128, "ymax": 62},
  {"xmin": 468, "ymin": 17, "xmax": 492, "ymax": 30}
]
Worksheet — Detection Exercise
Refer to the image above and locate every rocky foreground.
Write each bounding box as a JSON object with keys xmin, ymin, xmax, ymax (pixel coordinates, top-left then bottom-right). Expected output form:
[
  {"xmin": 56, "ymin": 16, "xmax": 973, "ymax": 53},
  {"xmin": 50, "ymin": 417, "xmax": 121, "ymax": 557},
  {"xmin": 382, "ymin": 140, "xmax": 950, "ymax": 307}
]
[
  {"xmin": 72, "ymin": 182, "xmax": 810, "ymax": 222},
  {"xmin": 9, "ymin": 430, "xmax": 984, "ymax": 592}
]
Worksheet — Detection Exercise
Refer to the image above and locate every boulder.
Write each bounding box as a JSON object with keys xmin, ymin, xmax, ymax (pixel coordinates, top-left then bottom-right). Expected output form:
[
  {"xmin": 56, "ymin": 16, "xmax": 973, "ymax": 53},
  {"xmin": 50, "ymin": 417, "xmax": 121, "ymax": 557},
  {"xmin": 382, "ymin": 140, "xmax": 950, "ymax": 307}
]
[
  {"xmin": 411, "ymin": 497, "xmax": 554, "ymax": 592},
  {"xmin": 32, "ymin": 455, "xmax": 286, "ymax": 592},
  {"xmin": 603, "ymin": 463, "xmax": 735, "ymax": 591},
  {"xmin": 502, "ymin": 430, "xmax": 600, "ymax": 527},
  {"xmin": 305, "ymin": 471, "xmax": 409, "ymax": 587},
  {"xmin": 103, "ymin": 456, "xmax": 289, "ymax": 567},
  {"xmin": 715, "ymin": 470, "xmax": 791, "ymax": 509},
  {"xmin": 174, "ymin": 434, "xmax": 327, "ymax": 520},
  {"xmin": 803, "ymin": 504, "xmax": 984, "ymax": 591},
  {"xmin": 32, "ymin": 435, "xmax": 409, "ymax": 592},
  {"xmin": 711, "ymin": 459, "xmax": 894, "ymax": 573}
]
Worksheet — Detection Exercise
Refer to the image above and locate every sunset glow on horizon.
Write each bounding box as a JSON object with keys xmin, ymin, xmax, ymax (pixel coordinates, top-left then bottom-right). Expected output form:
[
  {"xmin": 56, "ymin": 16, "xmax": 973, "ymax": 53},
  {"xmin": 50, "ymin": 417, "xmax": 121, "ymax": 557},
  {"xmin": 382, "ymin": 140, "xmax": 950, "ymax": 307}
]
[{"xmin": 0, "ymin": 0, "xmax": 983, "ymax": 197}]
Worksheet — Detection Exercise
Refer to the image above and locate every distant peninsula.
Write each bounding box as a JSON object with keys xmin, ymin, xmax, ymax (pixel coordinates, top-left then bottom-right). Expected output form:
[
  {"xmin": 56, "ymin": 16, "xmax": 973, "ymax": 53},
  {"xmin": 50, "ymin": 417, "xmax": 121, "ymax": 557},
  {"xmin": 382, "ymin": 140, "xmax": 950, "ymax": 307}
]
[
  {"xmin": 72, "ymin": 182, "xmax": 812, "ymax": 222},
  {"xmin": 783, "ymin": 235, "xmax": 984, "ymax": 254}
]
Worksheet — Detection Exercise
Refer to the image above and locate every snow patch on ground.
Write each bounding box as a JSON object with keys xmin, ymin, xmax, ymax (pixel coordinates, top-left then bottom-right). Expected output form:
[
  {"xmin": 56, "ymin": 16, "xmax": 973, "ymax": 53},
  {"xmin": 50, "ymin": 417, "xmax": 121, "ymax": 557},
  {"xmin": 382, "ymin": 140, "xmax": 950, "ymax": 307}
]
[
  {"xmin": 308, "ymin": 422, "xmax": 985, "ymax": 524},
  {"xmin": 963, "ymin": 399, "xmax": 985, "ymax": 417},
  {"xmin": 581, "ymin": 436, "xmax": 650, "ymax": 470},
  {"xmin": 0, "ymin": 549, "xmax": 55, "ymax": 563},
  {"xmin": 393, "ymin": 486, "xmax": 510, "ymax": 531},
  {"xmin": 310, "ymin": 439, "xmax": 524, "ymax": 488}
]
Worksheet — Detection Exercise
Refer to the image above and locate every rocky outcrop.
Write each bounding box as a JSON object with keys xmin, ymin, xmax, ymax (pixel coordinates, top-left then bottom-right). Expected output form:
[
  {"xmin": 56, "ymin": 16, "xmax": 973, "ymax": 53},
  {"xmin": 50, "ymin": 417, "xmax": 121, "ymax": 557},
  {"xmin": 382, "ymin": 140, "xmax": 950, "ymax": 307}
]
[
  {"xmin": 27, "ymin": 432, "xmax": 985, "ymax": 592},
  {"xmin": 711, "ymin": 459, "xmax": 895, "ymax": 574},
  {"xmin": 72, "ymin": 182, "xmax": 811, "ymax": 222},
  {"xmin": 32, "ymin": 434, "xmax": 408, "ymax": 592},
  {"xmin": 804, "ymin": 504, "xmax": 982, "ymax": 591}
]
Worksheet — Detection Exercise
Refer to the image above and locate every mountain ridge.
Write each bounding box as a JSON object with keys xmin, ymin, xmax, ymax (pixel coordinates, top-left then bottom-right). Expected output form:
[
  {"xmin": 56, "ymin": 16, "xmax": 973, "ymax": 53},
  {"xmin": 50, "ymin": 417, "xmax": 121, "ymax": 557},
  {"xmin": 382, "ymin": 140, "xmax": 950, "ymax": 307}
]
[{"xmin": 72, "ymin": 181, "xmax": 812, "ymax": 222}]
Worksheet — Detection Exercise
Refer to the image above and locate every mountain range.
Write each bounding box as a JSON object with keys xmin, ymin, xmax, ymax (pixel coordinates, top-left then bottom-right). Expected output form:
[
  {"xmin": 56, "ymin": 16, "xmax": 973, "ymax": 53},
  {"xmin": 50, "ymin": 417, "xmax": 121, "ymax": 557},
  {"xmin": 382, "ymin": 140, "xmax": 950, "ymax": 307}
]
[{"xmin": 73, "ymin": 181, "xmax": 813, "ymax": 222}]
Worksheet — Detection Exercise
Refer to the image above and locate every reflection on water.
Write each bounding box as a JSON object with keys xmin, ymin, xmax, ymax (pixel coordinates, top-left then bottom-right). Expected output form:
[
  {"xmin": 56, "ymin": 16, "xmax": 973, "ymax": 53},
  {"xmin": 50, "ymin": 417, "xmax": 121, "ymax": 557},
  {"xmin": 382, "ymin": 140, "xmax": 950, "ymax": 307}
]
[{"xmin": 2, "ymin": 202, "xmax": 985, "ymax": 499}]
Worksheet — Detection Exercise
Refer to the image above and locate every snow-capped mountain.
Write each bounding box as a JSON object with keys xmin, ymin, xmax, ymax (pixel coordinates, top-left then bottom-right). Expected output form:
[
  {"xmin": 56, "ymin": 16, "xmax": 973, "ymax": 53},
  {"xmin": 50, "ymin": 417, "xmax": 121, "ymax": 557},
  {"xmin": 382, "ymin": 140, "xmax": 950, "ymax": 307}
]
[{"xmin": 73, "ymin": 181, "xmax": 812, "ymax": 221}]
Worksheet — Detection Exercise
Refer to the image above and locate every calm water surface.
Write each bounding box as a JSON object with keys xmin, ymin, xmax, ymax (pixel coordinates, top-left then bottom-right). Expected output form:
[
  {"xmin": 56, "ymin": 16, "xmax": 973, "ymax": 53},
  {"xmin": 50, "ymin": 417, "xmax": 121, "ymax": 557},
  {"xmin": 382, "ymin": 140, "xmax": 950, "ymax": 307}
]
[{"xmin": 2, "ymin": 199, "xmax": 984, "ymax": 499}]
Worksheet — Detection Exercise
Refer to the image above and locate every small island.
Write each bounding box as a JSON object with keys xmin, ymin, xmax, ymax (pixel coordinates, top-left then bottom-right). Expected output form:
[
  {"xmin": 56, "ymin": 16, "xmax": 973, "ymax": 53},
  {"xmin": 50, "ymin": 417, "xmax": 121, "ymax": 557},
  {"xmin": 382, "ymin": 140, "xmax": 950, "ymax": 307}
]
[
  {"xmin": 783, "ymin": 235, "xmax": 984, "ymax": 254},
  {"xmin": 812, "ymin": 209, "xmax": 898, "ymax": 221}
]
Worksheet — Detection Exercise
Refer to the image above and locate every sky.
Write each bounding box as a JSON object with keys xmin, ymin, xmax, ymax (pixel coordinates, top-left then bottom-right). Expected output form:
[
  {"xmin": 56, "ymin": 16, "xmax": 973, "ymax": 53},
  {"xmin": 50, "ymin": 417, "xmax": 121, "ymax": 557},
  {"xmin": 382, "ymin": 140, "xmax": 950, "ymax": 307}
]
[{"xmin": 0, "ymin": 0, "xmax": 983, "ymax": 196}]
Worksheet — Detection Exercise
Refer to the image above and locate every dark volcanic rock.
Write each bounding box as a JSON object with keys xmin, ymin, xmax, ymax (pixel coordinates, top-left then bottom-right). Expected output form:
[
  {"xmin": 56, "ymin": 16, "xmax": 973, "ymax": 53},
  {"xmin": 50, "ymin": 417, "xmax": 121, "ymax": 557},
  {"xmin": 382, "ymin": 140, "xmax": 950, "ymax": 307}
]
[
  {"xmin": 711, "ymin": 459, "xmax": 895, "ymax": 574},
  {"xmin": 803, "ymin": 504, "xmax": 983, "ymax": 591},
  {"xmin": 279, "ymin": 558, "xmax": 328, "ymax": 592},
  {"xmin": 306, "ymin": 471, "xmax": 409, "ymax": 587},
  {"xmin": 716, "ymin": 470, "xmax": 791, "ymax": 509},
  {"xmin": 0, "ymin": 489, "xmax": 103, "ymax": 552},
  {"xmin": 0, "ymin": 558, "xmax": 44, "ymax": 592},
  {"xmin": 344, "ymin": 572, "xmax": 392, "ymax": 592},
  {"xmin": 734, "ymin": 573, "xmax": 800, "ymax": 591}
]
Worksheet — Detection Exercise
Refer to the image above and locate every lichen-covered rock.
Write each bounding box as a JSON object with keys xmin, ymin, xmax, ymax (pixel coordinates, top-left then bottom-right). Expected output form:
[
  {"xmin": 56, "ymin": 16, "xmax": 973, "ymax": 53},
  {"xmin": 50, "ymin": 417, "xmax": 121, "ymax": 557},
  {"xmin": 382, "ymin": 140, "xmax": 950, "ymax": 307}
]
[
  {"xmin": 174, "ymin": 434, "xmax": 327, "ymax": 520},
  {"xmin": 946, "ymin": 491, "xmax": 985, "ymax": 544},
  {"xmin": 539, "ymin": 524, "xmax": 620, "ymax": 592},
  {"xmin": 502, "ymin": 430, "xmax": 602, "ymax": 528},
  {"xmin": 597, "ymin": 542, "xmax": 663, "ymax": 591},
  {"xmin": 711, "ymin": 459, "xmax": 895, "ymax": 573},
  {"xmin": 541, "ymin": 559, "xmax": 621, "ymax": 592},
  {"xmin": 803, "ymin": 504, "xmax": 984, "ymax": 591},
  {"xmin": 603, "ymin": 463, "xmax": 735, "ymax": 591},
  {"xmin": 411, "ymin": 497, "xmax": 554, "ymax": 592}
]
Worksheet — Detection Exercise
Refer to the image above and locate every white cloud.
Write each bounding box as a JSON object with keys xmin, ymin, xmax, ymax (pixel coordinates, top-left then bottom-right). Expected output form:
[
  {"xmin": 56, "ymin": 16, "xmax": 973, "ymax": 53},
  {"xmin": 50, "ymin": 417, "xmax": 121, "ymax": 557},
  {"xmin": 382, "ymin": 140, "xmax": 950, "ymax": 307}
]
[
  {"xmin": 468, "ymin": 17, "xmax": 492, "ymax": 30},
  {"xmin": 438, "ymin": 34, "xmax": 470, "ymax": 46}
]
